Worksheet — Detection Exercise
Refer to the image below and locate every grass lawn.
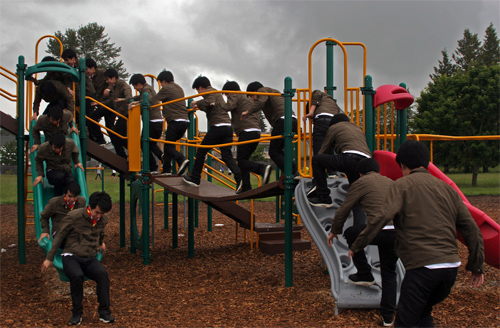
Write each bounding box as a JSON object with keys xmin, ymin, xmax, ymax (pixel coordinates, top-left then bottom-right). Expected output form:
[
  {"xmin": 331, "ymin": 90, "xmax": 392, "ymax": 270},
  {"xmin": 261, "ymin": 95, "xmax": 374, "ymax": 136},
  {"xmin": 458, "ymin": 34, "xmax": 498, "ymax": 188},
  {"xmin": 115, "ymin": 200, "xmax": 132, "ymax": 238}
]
[{"xmin": 1, "ymin": 167, "xmax": 498, "ymax": 205}]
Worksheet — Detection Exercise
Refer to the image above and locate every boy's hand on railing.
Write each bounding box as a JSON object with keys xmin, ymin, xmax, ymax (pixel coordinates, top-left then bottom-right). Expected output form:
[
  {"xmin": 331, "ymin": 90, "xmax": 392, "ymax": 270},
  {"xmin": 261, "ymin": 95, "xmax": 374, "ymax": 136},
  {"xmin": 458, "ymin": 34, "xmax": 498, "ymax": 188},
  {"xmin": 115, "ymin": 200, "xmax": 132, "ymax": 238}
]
[
  {"xmin": 30, "ymin": 144, "xmax": 39, "ymax": 153},
  {"xmin": 38, "ymin": 233, "xmax": 50, "ymax": 243},
  {"xmin": 128, "ymin": 101, "xmax": 139, "ymax": 109},
  {"xmin": 33, "ymin": 176, "xmax": 43, "ymax": 186},
  {"xmin": 75, "ymin": 163, "xmax": 84, "ymax": 171}
]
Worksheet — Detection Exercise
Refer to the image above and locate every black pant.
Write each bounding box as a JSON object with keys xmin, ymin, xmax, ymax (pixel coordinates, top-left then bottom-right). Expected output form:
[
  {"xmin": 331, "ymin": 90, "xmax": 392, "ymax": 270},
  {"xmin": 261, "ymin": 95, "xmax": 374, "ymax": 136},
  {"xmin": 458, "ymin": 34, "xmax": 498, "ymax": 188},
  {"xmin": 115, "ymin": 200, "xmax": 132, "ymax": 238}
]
[
  {"xmin": 46, "ymin": 170, "xmax": 74, "ymax": 196},
  {"xmin": 344, "ymin": 225, "xmax": 398, "ymax": 321},
  {"xmin": 395, "ymin": 267, "xmax": 458, "ymax": 327},
  {"xmin": 312, "ymin": 153, "xmax": 365, "ymax": 198},
  {"xmin": 312, "ymin": 116, "xmax": 333, "ymax": 155},
  {"xmin": 163, "ymin": 120, "xmax": 189, "ymax": 173},
  {"xmin": 110, "ymin": 116, "xmax": 127, "ymax": 159},
  {"xmin": 270, "ymin": 117, "xmax": 297, "ymax": 173},
  {"xmin": 237, "ymin": 131, "xmax": 266, "ymax": 191},
  {"xmin": 42, "ymin": 99, "xmax": 68, "ymax": 115},
  {"xmin": 62, "ymin": 256, "xmax": 111, "ymax": 317},
  {"xmin": 88, "ymin": 105, "xmax": 116, "ymax": 144},
  {"xmin": 145, "ymin": 121, "xmax": 164, "ymax": 171},
  {"xmin": 191, "ymin": 125, "xmax": 240, "ymax": 183}
]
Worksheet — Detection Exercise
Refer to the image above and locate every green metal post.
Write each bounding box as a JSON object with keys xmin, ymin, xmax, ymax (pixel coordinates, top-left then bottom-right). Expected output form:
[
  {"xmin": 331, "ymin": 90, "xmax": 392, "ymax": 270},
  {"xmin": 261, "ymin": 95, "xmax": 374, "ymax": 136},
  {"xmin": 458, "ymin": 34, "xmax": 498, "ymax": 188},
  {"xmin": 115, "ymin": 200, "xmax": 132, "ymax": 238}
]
[
  {"xmin": 164, "ymin": 190, "xmax": 169, "ymax": 229},
  {"xmin": 188, "ymin": 197, "xmax": 195, "ymax": 258},
  {"xmin": 140, "ymin": 93, "xmax": 151, "ymax": 264},
  {"xmin": 119, "ymin": 173, "xmax": 125, "ymax": 248},
  {"xmin": 275, "ymin": 166, "xmax": 280, "ymax": 223},
  {"xmin": 283, "ymin": 77, "xmax": 295, "ymax": 287},
  {"xmin": 78, "ymin": 58, "xmax": 87, "ymax": 171},
  {"xmin": 361, "ymin": 75, "xmax": 376, "ymax": 153},
  {"xmin": 16, "ymin": 56, "xmax": 27, "ymax": 264},
  {"xmin": 206, "ymin": 131, "xmax": 212, "ymax": 232},
  {"xmin": 187, "ymin": 100, "xmax": 195, "ymax": 258},
  {"xmin": 172, "ymin": 192, "xmax": 178, "ymax": 249},
  {"xmin": 325, "ymin": 40, "xmax": 337, "ymax": 97},
  {"xmin": 129, "ymin": 173, "xmax": 136, "ymax": 254}
]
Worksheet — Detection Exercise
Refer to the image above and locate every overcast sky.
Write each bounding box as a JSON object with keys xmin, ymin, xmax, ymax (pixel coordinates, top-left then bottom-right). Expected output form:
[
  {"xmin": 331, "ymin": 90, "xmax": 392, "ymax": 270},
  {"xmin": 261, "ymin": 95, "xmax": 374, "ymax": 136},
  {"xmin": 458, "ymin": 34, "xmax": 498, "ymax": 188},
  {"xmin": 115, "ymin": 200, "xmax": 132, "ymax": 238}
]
[{"xmin": 1, "ymin": 0, "xmax": 499, "ymax": 131}]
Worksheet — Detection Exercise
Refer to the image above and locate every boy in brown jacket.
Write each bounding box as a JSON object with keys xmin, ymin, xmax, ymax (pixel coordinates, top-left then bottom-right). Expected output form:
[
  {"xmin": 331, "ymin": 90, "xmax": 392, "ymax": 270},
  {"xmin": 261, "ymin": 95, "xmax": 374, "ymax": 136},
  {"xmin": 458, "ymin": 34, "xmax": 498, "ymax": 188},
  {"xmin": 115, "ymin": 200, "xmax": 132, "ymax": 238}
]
[
  {"xmin": 308, "ymin": 113, "xmax": 371, "ymax": 208},
  {"xmin": 183, "ymin": 76, "xmax": 241, "ymax": 190},
  {"xmin": 34, "ymin": 133, "xmax": 83, "ymax": 196},
  {"xmin": 31, "ymin": 104, "xmax": 77, "ymax": 152},
  {"xmin": 350, "ymin": 140, "xmax": 484, "ymax": 327},
  {"xmin": 242, "ymin": 81, "xmax": 298, "ymax": 177},
  {"xmin": 128, "ymin": 73, "xmax": 163, "ymax": 173},
  {"xmin": 104, "ymin": 69, "xmax": 132, "ymax": 159},
  {"xmin": 151, "ymin": 70, "xmax": 189, "ymax": 176},
  {"xmin": 327, "ymin": 158, "xmax": 397, "ymax": 326},
  {"xmin": 87, "ymin": 58, "xmax": 116, "ymax": 145},
  {"xmin": 220, "ymin": 81, "xmax": 271, "ymax": 193},
  {"xmin": 38, "ymin": 181, "xmax": 86, "ymax": 242},
  {"xmin": 302, "ymin": 90, "xmax": 341, "ymax": 155},
  {"xmin": 41, "ymin": 191, "xmax": 114, "ymax": 325}
]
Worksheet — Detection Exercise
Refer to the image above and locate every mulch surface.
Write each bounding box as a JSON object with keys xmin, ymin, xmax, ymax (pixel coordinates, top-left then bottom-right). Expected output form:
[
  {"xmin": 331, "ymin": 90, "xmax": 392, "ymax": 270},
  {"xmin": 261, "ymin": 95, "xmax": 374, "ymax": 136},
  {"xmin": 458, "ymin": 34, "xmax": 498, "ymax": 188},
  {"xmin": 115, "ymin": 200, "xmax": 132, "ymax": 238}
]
[{"xmin": 1, "ymin": 196, "xmax": 499, "ymax": 327}]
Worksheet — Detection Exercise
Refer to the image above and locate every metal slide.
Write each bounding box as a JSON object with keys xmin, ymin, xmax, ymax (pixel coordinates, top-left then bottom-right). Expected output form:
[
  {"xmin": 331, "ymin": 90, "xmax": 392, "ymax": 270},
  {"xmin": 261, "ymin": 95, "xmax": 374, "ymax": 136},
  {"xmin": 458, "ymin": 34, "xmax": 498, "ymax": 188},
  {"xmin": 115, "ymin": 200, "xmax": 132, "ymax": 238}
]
[{"xmin": 295, "ymin": 178, "xmax": 405, "ymax": 314}]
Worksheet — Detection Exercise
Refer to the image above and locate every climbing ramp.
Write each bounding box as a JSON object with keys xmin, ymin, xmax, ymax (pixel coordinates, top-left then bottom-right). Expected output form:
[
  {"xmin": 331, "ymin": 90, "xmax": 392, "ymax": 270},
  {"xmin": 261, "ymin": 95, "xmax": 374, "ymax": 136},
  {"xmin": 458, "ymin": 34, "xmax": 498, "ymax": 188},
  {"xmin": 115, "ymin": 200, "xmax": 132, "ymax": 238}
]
[{"xmin": 295, "ymin": 177, "xmax": 405, "ymax": 312}]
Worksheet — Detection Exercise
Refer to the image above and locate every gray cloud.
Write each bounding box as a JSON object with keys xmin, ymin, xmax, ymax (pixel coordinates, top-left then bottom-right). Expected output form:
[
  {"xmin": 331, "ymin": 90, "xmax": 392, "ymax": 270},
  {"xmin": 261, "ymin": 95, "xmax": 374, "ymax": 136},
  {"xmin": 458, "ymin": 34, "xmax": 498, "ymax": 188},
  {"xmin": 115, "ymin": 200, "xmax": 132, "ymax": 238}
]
[{"xmin": 1, "ymin": 0, "xmax": 499, "ymax": 130}]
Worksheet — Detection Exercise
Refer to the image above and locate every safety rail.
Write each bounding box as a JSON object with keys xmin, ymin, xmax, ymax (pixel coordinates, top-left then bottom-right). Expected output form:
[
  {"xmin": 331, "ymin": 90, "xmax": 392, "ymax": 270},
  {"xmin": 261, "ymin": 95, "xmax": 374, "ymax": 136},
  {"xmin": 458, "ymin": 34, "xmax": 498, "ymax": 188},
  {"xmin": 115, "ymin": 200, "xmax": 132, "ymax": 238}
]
[
  {"xmin": 408, "ymin": 134, "xmax": 500, "ymax": 163},
  {"xmin": 375, "ymin": 101, "xmax": 397, "ymax": 152},
  {"xmin": 0, "ymin": 66, "xmax": 18, "ymax": 118}
]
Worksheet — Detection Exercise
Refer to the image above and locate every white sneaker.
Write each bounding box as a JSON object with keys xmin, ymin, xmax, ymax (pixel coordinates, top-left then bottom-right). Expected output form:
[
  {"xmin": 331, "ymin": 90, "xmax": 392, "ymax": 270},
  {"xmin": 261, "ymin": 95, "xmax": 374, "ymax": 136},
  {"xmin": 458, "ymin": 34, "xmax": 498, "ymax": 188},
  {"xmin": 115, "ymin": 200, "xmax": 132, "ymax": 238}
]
[{"xmin": 262, "ymin": 165, "xmax": 271, "ymax": 185}]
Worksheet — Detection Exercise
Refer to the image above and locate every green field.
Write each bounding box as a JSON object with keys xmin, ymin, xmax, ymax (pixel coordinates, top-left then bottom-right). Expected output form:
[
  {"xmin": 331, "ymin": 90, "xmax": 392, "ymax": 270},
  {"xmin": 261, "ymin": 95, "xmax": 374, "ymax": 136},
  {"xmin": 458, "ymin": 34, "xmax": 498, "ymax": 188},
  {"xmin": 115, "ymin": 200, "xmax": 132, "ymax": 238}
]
[{"xmin": 1, "ymin": 167, "xmax": 498, "ymax": 205}]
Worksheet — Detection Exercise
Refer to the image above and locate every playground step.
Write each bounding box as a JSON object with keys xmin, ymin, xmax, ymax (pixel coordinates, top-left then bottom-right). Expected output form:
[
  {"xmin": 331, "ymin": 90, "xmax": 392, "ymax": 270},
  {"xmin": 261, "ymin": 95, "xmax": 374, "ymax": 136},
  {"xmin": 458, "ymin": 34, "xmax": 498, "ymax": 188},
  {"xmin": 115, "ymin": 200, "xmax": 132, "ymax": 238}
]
[
  {"xmin": 254, "ymin": 222, "xmax": 304, "ymax": 233},
  {"xmin": 205, "ymin": 200, "xmax": 254, "ymax": 230},
  {"xmin": 258, "ymin": 239, "xmax": 311, "ymax": 256},
  {"xmin": 257, "ymin": 230, "xmax": 302, "ymax": 241}
]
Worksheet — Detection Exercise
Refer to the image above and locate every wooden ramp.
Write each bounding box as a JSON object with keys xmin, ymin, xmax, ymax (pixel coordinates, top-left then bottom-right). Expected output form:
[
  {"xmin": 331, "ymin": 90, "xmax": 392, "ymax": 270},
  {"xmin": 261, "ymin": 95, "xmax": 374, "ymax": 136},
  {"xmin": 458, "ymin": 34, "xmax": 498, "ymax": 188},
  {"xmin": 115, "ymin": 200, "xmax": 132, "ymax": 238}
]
[
  {"xmin": 153, "ymin": 176, "xmax": 285, "ymax": 229},
  {"xmin": 86, "ymin": 139, "xmax": 128, "ymax": 173},
  {"xmin": 152, "ymin": 176, "xmax": 285, "ymax": 202},
  {"xmin": 0, "ymin": 111, "xmax": 18, "ymax": 135}
]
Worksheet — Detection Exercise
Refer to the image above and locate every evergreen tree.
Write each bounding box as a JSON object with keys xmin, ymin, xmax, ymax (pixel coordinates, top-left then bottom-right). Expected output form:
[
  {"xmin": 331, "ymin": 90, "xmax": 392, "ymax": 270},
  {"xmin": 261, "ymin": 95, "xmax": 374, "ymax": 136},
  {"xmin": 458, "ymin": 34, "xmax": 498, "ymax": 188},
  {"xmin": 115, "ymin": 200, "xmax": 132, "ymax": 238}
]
[
  {"xmin": 0, "ymin": 140, "xmax": 17, "ymax": 166},
  {"xmin": 46, "ymin": 22, "xmax": 128, "ymax": 78},
  {"xmin": 452, "ymin": 28, "xmax": 481, "ymax": 72},
  {"xmin": 430, "ymin": 48, "xmax": 456, "ymax": 81},
  {"xmin": 479, "ymin": 22, "xmax": 500, "ymax": 67},
  {"xmin": 413, "ymin": 65, "xmax": 500, "ymax": 186}
]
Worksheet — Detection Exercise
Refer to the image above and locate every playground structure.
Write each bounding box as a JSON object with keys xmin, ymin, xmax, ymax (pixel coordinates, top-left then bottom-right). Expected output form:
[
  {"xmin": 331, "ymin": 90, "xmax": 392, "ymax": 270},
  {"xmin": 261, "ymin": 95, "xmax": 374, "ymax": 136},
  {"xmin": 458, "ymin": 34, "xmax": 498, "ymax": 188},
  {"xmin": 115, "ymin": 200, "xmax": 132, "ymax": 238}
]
[{"xmin": 1, "ymin": 36, "xmax": 499, "ymax": 312}]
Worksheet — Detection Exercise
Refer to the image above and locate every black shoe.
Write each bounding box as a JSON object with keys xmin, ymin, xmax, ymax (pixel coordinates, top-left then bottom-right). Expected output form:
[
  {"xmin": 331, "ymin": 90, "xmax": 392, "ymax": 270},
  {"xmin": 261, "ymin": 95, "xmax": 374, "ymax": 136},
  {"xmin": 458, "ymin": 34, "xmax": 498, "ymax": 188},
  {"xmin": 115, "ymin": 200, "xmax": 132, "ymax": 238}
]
[
  {"xmin": 177, "ymin": 159, "xmax": 190, "ymax": 176},
  {"xmin": 382, "ymin": 315, "xmax": 395, "ymax": 327},
  {"xmin": 99, "ymin": 313, "xmax": 115, "ymax": 324},
  {"xmin": 182, "ymin": 174, "xmax": 200, "ymax": 187},
  {"xmin": 236, "ymin": 187, "xmax": 252, "ymax": 195},
  {"xmin": 308, "ymin": 196, "xmax": 333, "ymax": 208},
  {"xmin": 306, "ymin": 185, "xmax": 317, "ymax": 197},
  {"xmin": 69, "ymin": 314, "xmax": 82, "ymax": 325},
  {"xmin": 348, "ymin": 273, "xmax": 375, "ymax": 286},
  {"xmin": 262, "ymin": 164, "xmax": 272, "ymax": 185},
  {"xmin": 293, "ymin": 171, "xmax": 301, "ymax": 180},
  {"xmin": 235, "ymin": 180, "xmax": 243, "ymax": 194}
]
